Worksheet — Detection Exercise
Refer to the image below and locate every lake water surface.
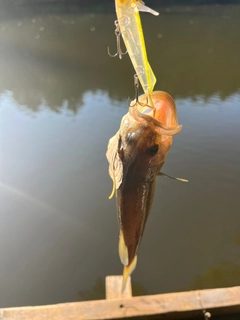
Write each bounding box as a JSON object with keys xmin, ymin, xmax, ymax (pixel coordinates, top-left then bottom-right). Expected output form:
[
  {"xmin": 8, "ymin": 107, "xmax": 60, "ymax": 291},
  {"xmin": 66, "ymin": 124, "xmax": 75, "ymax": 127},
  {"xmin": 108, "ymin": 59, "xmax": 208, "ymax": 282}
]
[{"xmin": 0, "ymin": 2, "xmax": 240, "ymax": 308}]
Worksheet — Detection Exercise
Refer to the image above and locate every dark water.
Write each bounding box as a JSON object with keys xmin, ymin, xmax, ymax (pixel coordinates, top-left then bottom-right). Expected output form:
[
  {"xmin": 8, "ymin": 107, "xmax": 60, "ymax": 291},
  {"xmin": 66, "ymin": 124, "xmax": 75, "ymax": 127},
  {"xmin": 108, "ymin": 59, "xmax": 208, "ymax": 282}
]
[{"xmin": 0, "ymin": 2, "xmax": 240, "ymax": 308}]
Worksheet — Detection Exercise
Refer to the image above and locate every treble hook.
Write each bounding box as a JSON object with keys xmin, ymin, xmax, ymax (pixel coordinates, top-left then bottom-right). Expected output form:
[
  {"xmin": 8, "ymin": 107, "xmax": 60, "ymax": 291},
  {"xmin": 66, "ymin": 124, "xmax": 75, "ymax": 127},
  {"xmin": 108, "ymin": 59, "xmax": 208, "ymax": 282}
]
[
  {"xmin": 107, "ymin": 20, "xmax": 127, "ymax": 60},
  {"xmin": 132, "ymin": 74, "xmax": 156, "ymax": 117},
  {"xmin": 134, "ymin": 74, "xmax": 140, "ymax": 103}
]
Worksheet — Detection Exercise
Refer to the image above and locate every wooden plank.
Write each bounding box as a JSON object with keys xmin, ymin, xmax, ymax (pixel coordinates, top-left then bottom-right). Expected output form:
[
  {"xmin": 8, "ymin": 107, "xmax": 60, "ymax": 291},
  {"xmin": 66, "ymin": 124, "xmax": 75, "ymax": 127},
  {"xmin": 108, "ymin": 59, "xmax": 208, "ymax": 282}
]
[
  {"xmin": 106, "ymin": 276, "xmax": 132, "ymax": 300},
  {"xmin": 1, "ymin": 285, "xmax": 240, "ymax": 320}
]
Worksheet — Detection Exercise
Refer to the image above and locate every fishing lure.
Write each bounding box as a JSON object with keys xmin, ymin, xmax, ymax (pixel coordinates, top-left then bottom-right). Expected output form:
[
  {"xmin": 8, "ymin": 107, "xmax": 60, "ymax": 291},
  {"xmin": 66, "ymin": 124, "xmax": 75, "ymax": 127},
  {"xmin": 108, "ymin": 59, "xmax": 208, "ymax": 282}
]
[{"xmin": 109, "ymin": 0, "xmax": 159, "ymax": 105}]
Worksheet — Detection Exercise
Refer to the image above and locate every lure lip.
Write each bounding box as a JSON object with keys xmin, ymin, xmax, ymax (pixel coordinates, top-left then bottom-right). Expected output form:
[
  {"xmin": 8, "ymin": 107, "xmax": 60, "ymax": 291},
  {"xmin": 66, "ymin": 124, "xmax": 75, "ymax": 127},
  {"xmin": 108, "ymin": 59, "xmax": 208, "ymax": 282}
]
[{"xmin": 136, "ymin": 1, "xmax": 159, "ymax": 16}]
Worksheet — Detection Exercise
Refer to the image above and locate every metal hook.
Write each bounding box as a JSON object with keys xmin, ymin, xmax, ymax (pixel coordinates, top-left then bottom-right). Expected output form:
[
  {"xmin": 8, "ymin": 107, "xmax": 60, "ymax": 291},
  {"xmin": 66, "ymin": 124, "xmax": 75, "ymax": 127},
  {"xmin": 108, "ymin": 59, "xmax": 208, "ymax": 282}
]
[
  {"xmin": 107, "ymin": 20, "xmax": 127, "ymax": 59},
  {"xmin": 129, "ymin": 74, "xmax": 141, "ymax": 107},
  {"xmin": 134, "ymin": 74, "xmax": 140, "ymax": 103},
  {"xmin": 130, "ymin": 74, "xmax": 144, "ymax": 106},
  {"xmin": 131, "ymin": 74, "xmax": 156, "ymax": 117}
]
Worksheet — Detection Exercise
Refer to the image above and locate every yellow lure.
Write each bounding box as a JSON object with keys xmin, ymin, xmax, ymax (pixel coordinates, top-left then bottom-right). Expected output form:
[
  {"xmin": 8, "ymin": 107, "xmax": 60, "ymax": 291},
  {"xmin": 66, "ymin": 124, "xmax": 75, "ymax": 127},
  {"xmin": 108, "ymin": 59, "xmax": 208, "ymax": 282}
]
[{"xmin": 115, "ymin": 0, "xmax": 159, "ymax": 96}]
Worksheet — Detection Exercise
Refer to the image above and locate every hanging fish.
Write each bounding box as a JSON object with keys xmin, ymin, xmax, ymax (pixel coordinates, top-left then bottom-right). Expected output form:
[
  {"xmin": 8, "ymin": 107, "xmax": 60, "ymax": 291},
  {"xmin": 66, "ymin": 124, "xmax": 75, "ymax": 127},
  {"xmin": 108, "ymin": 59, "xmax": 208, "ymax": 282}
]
[
  {"xmin": 106, "ymin": 91, "xmax": 186, "ymax": 291},
  {"xmin": 108, "ymin": 0, "xmax": 159, "ymax": 102}
]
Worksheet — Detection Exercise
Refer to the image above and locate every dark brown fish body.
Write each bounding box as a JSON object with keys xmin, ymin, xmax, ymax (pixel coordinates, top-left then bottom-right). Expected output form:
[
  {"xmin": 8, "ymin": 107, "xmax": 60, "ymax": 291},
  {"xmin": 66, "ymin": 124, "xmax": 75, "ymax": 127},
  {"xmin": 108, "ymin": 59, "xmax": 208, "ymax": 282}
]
[
  {"xmin": 106, "ymin": 91, "xmax": 182, "ymax": 290},
  {"xmin": 117, "ymin": 176, "xmax": 156, "ymax": 266}
]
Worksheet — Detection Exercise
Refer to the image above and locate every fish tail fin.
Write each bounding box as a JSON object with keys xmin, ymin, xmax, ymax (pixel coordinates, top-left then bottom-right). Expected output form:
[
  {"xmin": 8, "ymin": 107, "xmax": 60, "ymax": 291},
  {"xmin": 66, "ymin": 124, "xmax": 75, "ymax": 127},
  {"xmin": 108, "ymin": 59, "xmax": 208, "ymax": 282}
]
[
  {"xmin": 118, "ymin": 230, "xmax": 137, "ymax": 292},
  {"xmin": 122, "ymin": 255, "xmax": 137, "ymax": 293}
]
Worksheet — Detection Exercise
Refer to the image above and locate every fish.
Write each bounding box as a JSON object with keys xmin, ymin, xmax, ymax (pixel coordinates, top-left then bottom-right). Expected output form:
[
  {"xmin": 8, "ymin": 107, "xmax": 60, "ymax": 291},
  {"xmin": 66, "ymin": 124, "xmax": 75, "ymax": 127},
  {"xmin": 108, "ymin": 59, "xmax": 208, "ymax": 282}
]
[
  {"xmin": 106, "ymin": 91, "xmax": 183, "ymax": 291},
  {"xmin": 114, "ymin": 0, "xmax": 159, "ymax": 100}
]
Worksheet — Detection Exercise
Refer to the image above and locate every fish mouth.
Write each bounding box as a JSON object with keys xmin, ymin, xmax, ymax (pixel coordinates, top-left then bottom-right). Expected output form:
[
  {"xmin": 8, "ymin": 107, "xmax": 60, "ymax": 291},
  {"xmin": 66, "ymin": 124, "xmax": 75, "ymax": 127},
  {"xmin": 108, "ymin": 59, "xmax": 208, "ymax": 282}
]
[{"xmin": 129, "ymin": 91, "xmax": 182, "ymax": 137}]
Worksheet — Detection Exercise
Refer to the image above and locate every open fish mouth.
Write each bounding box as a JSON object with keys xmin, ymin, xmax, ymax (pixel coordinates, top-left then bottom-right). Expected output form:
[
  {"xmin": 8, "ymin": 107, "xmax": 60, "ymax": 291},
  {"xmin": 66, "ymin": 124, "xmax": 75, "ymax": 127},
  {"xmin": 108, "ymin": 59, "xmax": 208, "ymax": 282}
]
[{"xmin": 129, "ymin": 92, "xmax": 182, "ymax": 137}]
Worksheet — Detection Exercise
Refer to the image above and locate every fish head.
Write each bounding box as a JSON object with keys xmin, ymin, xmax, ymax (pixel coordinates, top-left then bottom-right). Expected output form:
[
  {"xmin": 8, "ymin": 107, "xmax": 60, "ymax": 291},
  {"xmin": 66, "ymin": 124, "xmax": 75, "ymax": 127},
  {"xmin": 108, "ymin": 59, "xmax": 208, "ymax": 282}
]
[
  {"xmin": 118, "ymin": 117, "xmax": 166, "ymax": 182},
  {"xmin": 106, "ymin": 91, "xmax": 182, "ymax": 189},
  {"xmin": 119, "ymin": 91, "xmax": 182, "ymax": 181}
]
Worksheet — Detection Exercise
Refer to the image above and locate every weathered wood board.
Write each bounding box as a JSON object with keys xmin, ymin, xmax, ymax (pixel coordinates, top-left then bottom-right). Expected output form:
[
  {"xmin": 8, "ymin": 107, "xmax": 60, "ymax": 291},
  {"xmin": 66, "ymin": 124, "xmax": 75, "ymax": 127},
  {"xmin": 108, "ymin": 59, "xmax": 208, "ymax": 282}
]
[
  {"xmin": 0, "ymin": 277, "xmax": 240, "ymax": 320},
  {"xmin": 106, "ymin": 276, "xmax": 132, "ymax": 300}
]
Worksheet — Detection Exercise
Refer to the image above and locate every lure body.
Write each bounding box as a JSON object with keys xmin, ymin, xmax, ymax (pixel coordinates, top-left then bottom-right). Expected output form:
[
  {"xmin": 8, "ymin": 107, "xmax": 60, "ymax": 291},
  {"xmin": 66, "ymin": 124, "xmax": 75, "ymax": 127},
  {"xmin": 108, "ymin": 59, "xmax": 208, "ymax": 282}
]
[
  {"xmin": 115, "ymin": 0, "xmax": 159, "ymax": 96},
  {"xmin": 106, "ymin": 91, "xmax": 182, "ymax": 290}
]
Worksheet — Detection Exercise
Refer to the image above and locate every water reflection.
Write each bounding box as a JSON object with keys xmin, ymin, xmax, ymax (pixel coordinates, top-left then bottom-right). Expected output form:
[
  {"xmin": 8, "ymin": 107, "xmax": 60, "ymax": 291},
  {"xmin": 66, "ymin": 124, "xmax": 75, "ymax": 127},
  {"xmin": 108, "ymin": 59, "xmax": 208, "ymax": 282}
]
[
  {"xmin": 234, "ymin": 233, "xmax": 240, "ymax": 246},
  {"xmin": 1, "ymin": 1, "xmax": 240, "ymax": 309},
  {"xmin": 0, "ymin": 4, "xmax": 240, "ymax": 113},
  {"xmin": 78, "ymin": 278, "xmax": 105, "ymax": 301},
  {"xmin": 1, "ymin": 82, "xmax": 240, "ymax": 308},
  {"xmin": 189, "ymin": 213, "xmax": 240, "ymax": 291},
  {"xmin": 191, "ymin": 260, "xmax": 240, "ymax": 289}
]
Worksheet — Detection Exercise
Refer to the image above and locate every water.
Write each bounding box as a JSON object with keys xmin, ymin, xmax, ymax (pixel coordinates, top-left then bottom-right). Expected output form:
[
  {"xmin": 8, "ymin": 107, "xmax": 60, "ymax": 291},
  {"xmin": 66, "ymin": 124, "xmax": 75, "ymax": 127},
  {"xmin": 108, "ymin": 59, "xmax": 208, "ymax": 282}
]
[{"xmin": 0, "ymin": 2, "xmax": 240, "ymax": 308}]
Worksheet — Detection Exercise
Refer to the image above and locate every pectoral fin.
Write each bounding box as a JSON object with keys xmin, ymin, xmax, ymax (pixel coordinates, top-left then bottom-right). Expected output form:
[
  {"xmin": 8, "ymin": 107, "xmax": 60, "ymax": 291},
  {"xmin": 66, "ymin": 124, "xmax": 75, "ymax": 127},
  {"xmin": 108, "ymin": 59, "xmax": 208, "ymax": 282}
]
[
  {"xmin": 106, "ymin": 133, "xmax": 124, "ymax": 197},
  {"xmin": 137, "ymin": 1, "xmax": 159, "ymax": 16},
  {"xmin": 158, "ymin": 172, "xmax": 188, "ymax": 183}
]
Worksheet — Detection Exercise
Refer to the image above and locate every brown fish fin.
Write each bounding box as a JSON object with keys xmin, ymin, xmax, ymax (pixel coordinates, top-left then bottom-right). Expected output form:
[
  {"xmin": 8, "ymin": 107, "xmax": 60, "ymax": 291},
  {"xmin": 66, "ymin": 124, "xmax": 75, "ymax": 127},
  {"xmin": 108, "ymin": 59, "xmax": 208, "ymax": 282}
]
[
  {"xmin": 118, "ymin": 230, "xmax": 128, "ymax": 266},
  {"xmin": 158, "ymin": 172, "xmax": 188, "ymax": 183},
  {"xmin": 122, "ymin": 256, "xmax": 137, "ymax": 293}
]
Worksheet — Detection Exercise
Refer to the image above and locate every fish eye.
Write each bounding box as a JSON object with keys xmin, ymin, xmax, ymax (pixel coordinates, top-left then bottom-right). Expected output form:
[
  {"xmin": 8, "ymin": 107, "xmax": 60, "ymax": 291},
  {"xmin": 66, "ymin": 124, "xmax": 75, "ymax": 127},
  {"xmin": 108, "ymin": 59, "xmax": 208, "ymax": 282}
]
[
  {"xmin": 148, "ymin": 144, "xmax": 159, "ymax": 156},
  {"xmin": 125, "ymin": 132, "xmax": 136, "ymax": 144}
]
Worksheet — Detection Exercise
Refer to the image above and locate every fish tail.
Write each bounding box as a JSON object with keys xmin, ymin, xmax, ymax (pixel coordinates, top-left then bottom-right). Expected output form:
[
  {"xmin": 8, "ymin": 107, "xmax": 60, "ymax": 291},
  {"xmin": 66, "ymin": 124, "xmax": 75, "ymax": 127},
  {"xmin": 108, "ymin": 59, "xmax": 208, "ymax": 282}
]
[{"xmin": 122, "ymin": 255, "xmax": 137, "ymax": 293}]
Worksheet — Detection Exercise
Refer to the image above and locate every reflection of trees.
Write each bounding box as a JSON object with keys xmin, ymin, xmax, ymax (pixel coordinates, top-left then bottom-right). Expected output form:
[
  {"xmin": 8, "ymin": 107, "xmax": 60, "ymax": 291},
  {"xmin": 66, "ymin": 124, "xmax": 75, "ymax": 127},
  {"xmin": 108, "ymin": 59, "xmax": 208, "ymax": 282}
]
[
  {"xmin": 234, "ymin": 233, "xmax": 240, "ymax": 246},
  {"xmin": 2, "ymin": 0, "xmax": 240, "ymax": 15},
  {"xmin": 132, "ymin": 280, "xmax": 148, "ymax": 297},
  {"xmin": 191, "ymin": 261, "xmax": 240, "ymax": 290},
  {"xmin": 0, "ymin": 4, "xmax": 240, "ymax": 113},
  {"xmin": 77, "ymin": 277, "xmax": 147, "ymax": 301},
  {"xmin": 190, "ymin": 231, "xmax": 240, "ymax": 290},
  {"xmin": 78, "ymin": 278, "xmax": 105, "ymax": 301}
]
